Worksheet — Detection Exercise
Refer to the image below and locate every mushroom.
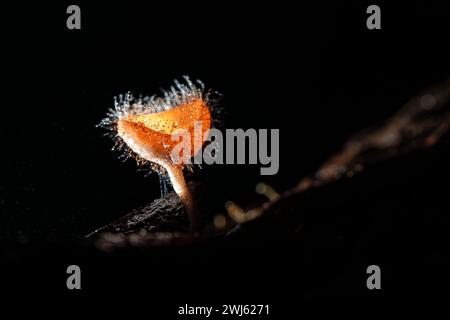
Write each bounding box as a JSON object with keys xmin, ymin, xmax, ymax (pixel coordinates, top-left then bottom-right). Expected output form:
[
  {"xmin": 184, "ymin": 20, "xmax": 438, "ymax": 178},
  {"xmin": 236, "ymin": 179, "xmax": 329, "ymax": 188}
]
[{"xmin": 100, "ymin": 76, "xmax": 212, "ymax": 231}]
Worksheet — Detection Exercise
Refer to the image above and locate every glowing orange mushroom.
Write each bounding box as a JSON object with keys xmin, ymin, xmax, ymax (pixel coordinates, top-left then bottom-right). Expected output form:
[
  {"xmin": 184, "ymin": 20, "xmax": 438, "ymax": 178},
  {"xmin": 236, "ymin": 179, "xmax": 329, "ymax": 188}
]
[{"xmin": 100, "ymin": 76, "xmax": 213, "ymax": 231}]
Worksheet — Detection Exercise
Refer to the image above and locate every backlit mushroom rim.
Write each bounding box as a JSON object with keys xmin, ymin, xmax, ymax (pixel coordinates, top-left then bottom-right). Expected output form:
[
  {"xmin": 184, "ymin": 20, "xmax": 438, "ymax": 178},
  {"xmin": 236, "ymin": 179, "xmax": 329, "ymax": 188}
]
[{"xmin": 99, "ymin": 76, "xmax": 221, "ymax": 172}]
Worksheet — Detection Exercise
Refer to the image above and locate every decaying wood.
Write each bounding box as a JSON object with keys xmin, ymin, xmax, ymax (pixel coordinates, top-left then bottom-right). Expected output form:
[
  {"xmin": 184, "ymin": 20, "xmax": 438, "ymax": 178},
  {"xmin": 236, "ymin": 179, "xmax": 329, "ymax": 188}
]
[{"xmin": 88, "ymin": 78, "xmax": 450, "ymax": 250}]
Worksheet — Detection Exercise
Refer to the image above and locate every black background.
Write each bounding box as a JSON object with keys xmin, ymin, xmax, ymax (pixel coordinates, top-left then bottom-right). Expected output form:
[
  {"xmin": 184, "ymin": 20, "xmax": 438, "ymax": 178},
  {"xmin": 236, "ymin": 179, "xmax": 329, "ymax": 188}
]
[{"xmin": 1, "ymin": 0, "xmax": 449, "ymax": 310}]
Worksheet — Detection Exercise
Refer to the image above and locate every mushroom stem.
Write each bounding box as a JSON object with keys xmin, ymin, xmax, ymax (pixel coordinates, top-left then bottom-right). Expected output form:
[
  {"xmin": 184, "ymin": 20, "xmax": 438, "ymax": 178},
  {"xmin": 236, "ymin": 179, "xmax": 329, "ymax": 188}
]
[{"xmin": 163, "ymin": 163, "xmax": 200, "ymax": 232}]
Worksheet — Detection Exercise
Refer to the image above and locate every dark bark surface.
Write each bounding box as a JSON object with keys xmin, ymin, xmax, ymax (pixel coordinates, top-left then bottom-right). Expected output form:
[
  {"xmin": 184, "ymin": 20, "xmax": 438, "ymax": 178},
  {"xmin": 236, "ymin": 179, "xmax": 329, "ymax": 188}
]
[{"xmin": 87, "ymin": 78, "xmax": 450, "ymax": 250}]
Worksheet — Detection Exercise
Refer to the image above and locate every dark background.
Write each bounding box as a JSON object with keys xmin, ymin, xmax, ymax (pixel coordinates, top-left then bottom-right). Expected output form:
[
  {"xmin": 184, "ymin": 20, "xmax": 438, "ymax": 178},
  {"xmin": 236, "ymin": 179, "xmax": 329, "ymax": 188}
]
[{"xmin": 1, "ymin": 0, "xmax": 449, "ymax": 308}]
